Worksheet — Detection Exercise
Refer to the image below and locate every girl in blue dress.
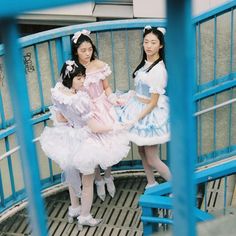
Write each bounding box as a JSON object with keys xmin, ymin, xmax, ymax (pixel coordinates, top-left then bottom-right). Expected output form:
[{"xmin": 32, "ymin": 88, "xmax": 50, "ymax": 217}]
[{"xmin": 119, "ymin": 26, "xmax": 171, "ymax": 188}]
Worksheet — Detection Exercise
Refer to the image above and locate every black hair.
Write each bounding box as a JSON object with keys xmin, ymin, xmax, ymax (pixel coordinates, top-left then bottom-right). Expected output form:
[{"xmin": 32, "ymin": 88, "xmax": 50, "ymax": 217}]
[
  {"xmin": 132, "ymin": 27, "xmax": 165, "ymax": 78},
  {"xmin": 71, "ymin": 34, "xmax": 98, "ymax": 63},
  {"xmin": 60, "ymin": 61, "xmax": 86, "ymax": 89}
]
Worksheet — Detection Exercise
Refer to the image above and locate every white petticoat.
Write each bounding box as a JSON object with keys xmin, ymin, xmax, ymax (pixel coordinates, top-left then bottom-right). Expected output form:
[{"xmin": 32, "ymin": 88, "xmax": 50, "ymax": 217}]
[{"xmin": 40, "ymin": 124, "xmax": 130, "ymax": 175}]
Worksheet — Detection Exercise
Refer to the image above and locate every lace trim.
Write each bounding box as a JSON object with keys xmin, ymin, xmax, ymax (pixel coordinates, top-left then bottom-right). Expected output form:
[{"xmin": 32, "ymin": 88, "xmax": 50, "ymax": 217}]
[
  {"xmin": 84, "ymin": 64, "xmax": 112, "ymax": 86},
  {"xmin": 51, "ymin": 82, "xmax": 90, "ymax": 106}
]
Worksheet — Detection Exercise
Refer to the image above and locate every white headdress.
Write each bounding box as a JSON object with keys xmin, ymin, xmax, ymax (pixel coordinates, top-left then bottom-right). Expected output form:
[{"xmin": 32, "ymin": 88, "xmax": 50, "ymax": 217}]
[
  {"xmin": 64, "ymin": 60, "xmax": 78, "ymax": 79},
  {"xmin": 143, "ymin": 25, "xmax": 166, "ymax": 35},
  {"xmin": 157, "ymin": 27, "xmax": 166, "ymax": 35},
  {"xmin": 143, "ymin": 25, "xmax": 152, "ymax": 32},
  {"xmin": 72, "ymin": 29, "xmax": 91, "ymax": 44}
]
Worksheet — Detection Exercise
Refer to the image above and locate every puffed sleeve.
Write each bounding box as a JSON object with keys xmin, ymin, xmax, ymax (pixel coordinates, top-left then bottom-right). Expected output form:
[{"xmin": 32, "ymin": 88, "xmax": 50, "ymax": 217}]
[
  {"xmin": 49, "ymin": 106, "xmax": 68, "ymax": 127},
  {"xmin": 147, "ymin": 63, "xmax": 167, "ymax": 95},
  {"xmin": 100, "ymin": 64, "xmax": 112, "ymax": 79},
  {"xmin": 73, "ymin": 93, "xmax": 94, "ymax": 122}
]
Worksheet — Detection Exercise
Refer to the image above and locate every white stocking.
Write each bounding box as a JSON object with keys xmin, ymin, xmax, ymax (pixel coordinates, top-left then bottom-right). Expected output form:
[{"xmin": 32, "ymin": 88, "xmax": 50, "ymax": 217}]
[
  {"xmin": 68, "ymin": 185, "xmax": 80, "ymax": 208},
  {"xmin": 138, "ymin": 146, "xmax": 156, "ymax": 185},
  {"xmin": 81, "ymin": 174, "xmax": 95, "ymax": 217},
  {"xmin": 144, "ymin": 145, "xmax": 171, "ymax": 181}
]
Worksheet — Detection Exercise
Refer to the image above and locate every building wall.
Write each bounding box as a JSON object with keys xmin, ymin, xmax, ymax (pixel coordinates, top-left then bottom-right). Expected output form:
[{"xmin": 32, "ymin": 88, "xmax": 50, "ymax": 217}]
[{"xmin": 133, "ymin": 0, "xmax": 230, "ymax": 17}]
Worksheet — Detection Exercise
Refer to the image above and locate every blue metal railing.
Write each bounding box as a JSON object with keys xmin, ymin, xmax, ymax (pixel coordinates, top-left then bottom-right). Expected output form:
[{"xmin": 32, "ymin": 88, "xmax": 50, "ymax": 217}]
[{"xmin": 0, "ymin": 0, "xmax": 236, "ymax": 235}]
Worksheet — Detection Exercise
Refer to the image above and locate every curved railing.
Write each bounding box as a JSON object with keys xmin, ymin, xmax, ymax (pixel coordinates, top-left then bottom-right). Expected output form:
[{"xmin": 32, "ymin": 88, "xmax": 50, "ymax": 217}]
[{"xmin": 0, "ymin": 1, "xmax": 236, "ymax": 218}]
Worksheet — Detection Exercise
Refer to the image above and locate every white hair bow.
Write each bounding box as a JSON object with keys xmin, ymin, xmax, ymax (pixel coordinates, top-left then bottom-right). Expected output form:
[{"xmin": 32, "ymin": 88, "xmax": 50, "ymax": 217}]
[
  {"xmin": 143, "ymin": 25, "xmax": 152, "ymax": 32},
  {"xmin": 143, "ymin": 25, "xmax": 166, "ymax": 35},
  {"xmin": 72, "ymin": 29, "xmax": 91, "ymax": 43},
  {"xmin": 65, "ymin": 60, "xmax": 78, "ymax": 78},
  {"xmin": 157, "ymin": 27, "xmax": 166, "ymax": 35}
]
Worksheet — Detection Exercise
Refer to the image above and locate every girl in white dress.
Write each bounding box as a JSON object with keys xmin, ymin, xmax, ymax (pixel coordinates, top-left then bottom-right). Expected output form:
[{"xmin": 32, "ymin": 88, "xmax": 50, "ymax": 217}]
[
  {"xmin": 118, "ymin": 26, "xmax": 172, "ymax": 188},
  {"xmin": 40, "ymin": 61, "xmax": 129, "ymax": 230}
]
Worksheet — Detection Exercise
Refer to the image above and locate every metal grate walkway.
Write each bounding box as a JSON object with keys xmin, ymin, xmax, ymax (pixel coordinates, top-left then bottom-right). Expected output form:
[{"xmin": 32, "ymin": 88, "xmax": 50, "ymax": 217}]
[{"xmin": 0, "ymin": 174, "xmax": 155, "ymax": 236}]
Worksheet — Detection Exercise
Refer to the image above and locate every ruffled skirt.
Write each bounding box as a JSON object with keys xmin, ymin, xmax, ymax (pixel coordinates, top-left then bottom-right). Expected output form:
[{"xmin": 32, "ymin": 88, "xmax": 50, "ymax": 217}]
[
  {"xmin": 117, "ymin": 92, "xmax": 170, "ymax": 146},
  {"xmin": 39, "ymin": 124, "xmax": 130, "ymax": 175}
]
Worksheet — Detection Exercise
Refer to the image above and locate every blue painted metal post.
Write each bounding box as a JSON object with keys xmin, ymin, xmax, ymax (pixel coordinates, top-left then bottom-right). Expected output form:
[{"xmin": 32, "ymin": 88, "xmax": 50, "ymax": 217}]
[
  {"xmin": 166, "ymin": 0, "xmax": 197, "ymax": 236},
  {"xmin": 0, "ymin": 19, "xmax": 48, "ymax": 236}
]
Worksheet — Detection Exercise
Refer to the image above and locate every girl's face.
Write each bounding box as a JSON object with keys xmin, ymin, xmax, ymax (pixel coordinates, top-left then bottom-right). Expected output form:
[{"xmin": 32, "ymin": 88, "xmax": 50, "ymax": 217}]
[
  {"xmin": 72, "ymin": 74, "xmax": 85, "ymax": 91},
  {"xmin": 76, "ymin": 41, "xmax": 93, "ymax": 65},
  {"xmin": 143, "ymin": 32, "xmax": 163, "ymax": 58}
]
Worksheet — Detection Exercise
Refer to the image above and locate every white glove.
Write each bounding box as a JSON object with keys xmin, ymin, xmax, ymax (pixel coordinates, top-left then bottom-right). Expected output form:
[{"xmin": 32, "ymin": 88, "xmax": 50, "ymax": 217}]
[
  {"xmin": 112, "ymin": 122, "xmax": 126, "ymax": 132},
  {"xmin": 123, "ymin": 118, "xmax": 139, "ymax": 129},
  {"xmin": 107, "ymin": 93, "xmax": 117, "ymax": 104}
]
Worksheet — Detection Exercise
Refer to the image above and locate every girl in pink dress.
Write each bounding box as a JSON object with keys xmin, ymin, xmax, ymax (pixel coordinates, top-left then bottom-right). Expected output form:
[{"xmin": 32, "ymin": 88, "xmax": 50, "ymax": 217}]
[{"xmin": 71, "ymin": 30, "xmax": 124, "ymax": 201}]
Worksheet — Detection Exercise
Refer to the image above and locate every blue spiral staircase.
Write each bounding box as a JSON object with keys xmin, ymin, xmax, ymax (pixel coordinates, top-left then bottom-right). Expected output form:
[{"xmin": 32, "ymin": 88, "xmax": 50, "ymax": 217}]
[{"xmin": 0, "ymin": 1, "xmax": 236, "ymax": 236}]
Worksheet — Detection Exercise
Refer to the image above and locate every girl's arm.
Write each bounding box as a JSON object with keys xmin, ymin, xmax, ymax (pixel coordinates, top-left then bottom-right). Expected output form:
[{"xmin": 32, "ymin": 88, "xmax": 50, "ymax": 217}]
[
  {"xmin": 87, "ymin": 118, "xmax": 123, "ymax": 133},
  {"xmin": 50, "ymin": 106, "xmax": 68, "ymax": 126},
  {"xmin": 102, "ymin": 78, "xmax": 113, "ymax": 97},
  {"xmin": 137, "ymin": 93, "xmax": 159, "ymax": 120},
  {"xmin": 102, "ymin": 79, "xmax": 125, "ymax": 106},
  {"xmin": 55, "ymin": 112, "xmax": 68, "ymax": 123}
]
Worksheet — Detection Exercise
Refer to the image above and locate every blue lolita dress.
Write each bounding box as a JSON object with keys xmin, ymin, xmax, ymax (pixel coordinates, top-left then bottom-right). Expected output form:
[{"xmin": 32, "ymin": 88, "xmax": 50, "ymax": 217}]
[
  {"xmin": 118, "ymin": 60, "xmax": 170, "ymax": 146},
  {"xmin": 40, "ymin": 82, "xmax": 130, "ymax": 176}
]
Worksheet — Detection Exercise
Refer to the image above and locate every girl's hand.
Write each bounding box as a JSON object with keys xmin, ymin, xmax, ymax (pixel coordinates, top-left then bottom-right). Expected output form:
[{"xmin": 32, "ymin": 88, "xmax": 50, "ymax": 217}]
[
  {"xmin": 112, "ymin": 122, "xmax": 126, "ymax": 132},
  {"xmin": 123, "ymin": 118, "xmax": 139, "ymax": 129},
  {"xmin": 107, "ymin": 93, "xmax": 125, "ymax": 106},
  {"xmin": 115, "ymin": 98, "xmax": 126, "ymax": 106}
]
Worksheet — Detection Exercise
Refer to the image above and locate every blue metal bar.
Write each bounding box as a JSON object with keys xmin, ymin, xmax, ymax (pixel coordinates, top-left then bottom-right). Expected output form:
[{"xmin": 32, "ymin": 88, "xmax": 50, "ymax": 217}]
[
  {"xmin": 95, "ymin": 32, "xmax": 100, "ymax": 57},
  {"xmin": 193, "ymin": 0, "xmax": 236, "ymax": 24},
  {"xmin": 17, "ymin": 19, "xmax": 166, "ymax": 48},
  {"xmin": 55, "ymin": 38, "xmax": 64, "ymax": 74},
  {"xmin": 197, "ymin": 23, "xmax": 202, "ymax": 88},
  {"xmin": 61, "ymin": 36, "xmax": 72, "ymax": 62},
  {"xmin": 5, "ymin": 137, "xmax": 16, "ymax": 199},
  {"xmin": 196, "ymin": 23, "xmax": 202, "ymax": 163},
  {"xmin": 0, "ymin": 126, "xmax": 16, "ymax": 140},
  {"xmin": 0, "ymin": 169, "xmax": 5, "ymax": 207},
  {"xmin": 213, "ymin": 95, "xmax": 217, "ymax": 159},
  {"xmin": 0, "ymin": 19, "xmax": 47, "ymax": 236},
  {"xmin": 230, "ymin": 9, "xmax": 234, "ymax": 77},
  {"xmin": 195, "ymin": 76, "xmax": 236, "ymax": 100},
  {"xmin": 228, "ymin": 89, "xmax": 233, "ymax": 151},
  {"xmin": 197, "ymin": 72, "xmax": 236, "ymax": 92},
  {"xmin": 223, "ymin": 176, "xmax": 227, "ymax": 214},
  {"xmin": 228, "ymin": 9, "xmax": 234, "ymax": 152},
  {"xmin": 0, "ymin": 0, "xmax": 90, "ymax": 17},
  {"xmin": 213, "ymin": 16, "xmax": 217, "ymax": 85},
  {"xmin": 197, "ymin": 146, "xmax": 236, "ymax": 166},
  {"xmin": 34, "ymin": 45, "xmax": 46, "ymax": 112},
  {"xmin": 125, "ymin": 29, "xmax": 131, "ymax": 90},
  {"xmin": 48, "ymin": 41, "xmax": 56, "ymax": 86},
  {"xmin": 110, "ymin": 31, "xmax": 116, "ymax": 91},
  {"xmin": 141, "ymin": 216, "xmax": 173, "ymax": 225},
  {"xmin": 0, "ymin": 89, "xmax": 6, "ymax": 129},
  {"xmin": 167, "ymin": 0, "xmax": 196, "ymax": 236},
  {"xmin": 142, "ymin": 207, "xmax": 154, "ymax": 235}
]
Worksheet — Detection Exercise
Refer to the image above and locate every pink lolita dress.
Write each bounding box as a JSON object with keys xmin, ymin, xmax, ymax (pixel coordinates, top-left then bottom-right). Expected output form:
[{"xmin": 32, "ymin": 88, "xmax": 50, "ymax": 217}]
[
  {"xmin": 84, "ymin": 64, "xmax": 130, "ymax": 163},
  {"xmin": 84, "ymin": 64, "xmax": 129, "ymax": 200},
  {"xmin": 84, "ymin": 64, "xmax": 118, "ymax": 127}
]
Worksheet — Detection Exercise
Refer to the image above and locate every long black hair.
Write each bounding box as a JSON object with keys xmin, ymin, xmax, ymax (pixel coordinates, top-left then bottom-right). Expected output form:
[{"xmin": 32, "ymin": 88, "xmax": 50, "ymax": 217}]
[
  {"xmin": 60, "ymin": 61, "xmax": 86, "ymax": 89},
  {"xmin": 132, "ymin": 27, "xmax": 165, "ymax": 78},
  {"xmin": 71, "ymin": 33, "xmax": 98, "ymax": 63}
]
